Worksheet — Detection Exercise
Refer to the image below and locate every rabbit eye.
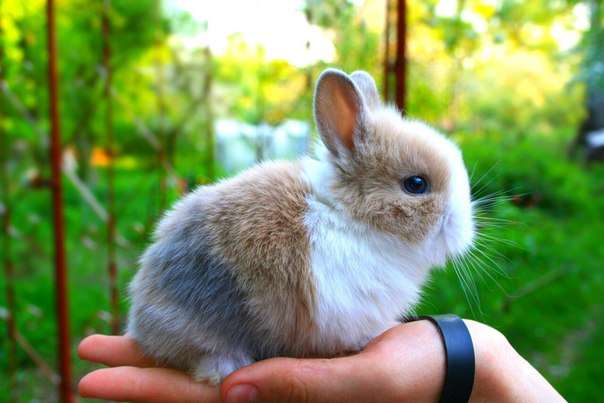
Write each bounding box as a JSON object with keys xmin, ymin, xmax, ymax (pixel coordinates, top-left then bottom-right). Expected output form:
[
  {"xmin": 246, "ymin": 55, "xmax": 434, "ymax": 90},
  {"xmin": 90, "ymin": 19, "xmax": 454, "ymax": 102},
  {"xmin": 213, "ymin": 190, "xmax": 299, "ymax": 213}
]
[{"xmin": 401, "ymin": 175, "xmax": 429, "ymax": 195}]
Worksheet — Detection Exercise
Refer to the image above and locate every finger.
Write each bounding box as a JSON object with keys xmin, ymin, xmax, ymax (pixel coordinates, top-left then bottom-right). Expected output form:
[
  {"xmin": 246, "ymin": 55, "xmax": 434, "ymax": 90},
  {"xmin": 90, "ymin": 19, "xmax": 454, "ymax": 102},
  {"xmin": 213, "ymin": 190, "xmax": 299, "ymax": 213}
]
[
  {"xmin": 79, "ymin": 366, "xmax": 221, "ymax": 403},
  {"xmin": 78, "ymin": 335, "xmax": 156, "ymax": 367},
  {"xmin": 221, "ymin": 355, "xmax": 380, "ymax": 403}
]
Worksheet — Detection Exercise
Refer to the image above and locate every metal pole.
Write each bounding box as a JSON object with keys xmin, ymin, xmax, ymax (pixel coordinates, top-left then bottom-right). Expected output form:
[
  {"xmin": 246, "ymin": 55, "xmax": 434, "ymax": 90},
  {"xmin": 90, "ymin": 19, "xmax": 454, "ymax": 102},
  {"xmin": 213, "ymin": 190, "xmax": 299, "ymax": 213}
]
[
  {"xmin": 156, "ymin": 0, "xmax": 167, "ymax": 211},
  {"xmin": 395, "ymin": 0, "xmax": 407, "ymax": 113},
  {"xmin": 0, "ymin": 1, "xmax": 18, "ymax": 396},
  {"xmin": 46, "ymin": 1, "xmax": 73, "ymax": 401},
  {"xmin": 102, "ymin": 0, "xmax": 119, "ymax": 335},
  {"xmin": 203, "ymin": 47, "xmax": 215, "ymax": 183},
  {"xmin": 383, "ymin": 0, "xmax": 392, "ymax": 102}
]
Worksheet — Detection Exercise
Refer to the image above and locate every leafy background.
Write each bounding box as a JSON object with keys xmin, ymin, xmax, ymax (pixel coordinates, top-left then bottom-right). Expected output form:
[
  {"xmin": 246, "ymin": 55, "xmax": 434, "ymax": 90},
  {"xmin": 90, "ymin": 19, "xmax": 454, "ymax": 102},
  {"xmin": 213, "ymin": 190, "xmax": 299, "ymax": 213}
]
[{"xmin": 0, "ymin": 0, "xmax": 603, "ymax": 401}]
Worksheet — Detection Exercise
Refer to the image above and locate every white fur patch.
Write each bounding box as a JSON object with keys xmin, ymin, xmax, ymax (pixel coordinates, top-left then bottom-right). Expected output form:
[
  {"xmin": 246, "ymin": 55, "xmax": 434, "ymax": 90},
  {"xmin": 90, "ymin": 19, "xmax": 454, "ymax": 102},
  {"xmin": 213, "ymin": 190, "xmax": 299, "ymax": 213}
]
[
  {"xmin": 301, "ymin": 158, "xmax": 445, "ymax": 354},
  {"xmin": 193, "ymin": 351, "xmax": 254, "ymax": 385},
  {"xmin": 443, "ymin": 155, "xmax": 475, "ymax": 257}
]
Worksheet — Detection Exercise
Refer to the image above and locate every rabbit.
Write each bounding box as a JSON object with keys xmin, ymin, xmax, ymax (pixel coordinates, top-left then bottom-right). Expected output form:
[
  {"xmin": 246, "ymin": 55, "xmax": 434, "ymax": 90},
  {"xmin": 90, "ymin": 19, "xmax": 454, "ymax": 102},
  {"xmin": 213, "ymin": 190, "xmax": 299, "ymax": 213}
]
[{"xmin": 127, "ymin": 68, "xmax": 475, "ymax": 384}]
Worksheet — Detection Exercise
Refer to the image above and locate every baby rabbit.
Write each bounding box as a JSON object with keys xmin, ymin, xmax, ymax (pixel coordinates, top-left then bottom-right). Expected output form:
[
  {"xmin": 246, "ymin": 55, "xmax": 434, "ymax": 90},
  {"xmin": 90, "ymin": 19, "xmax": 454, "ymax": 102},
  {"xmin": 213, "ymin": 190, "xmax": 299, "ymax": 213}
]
[{"xmin": 127, "ymin": 68, "xmax": 475, "ymax": 384}]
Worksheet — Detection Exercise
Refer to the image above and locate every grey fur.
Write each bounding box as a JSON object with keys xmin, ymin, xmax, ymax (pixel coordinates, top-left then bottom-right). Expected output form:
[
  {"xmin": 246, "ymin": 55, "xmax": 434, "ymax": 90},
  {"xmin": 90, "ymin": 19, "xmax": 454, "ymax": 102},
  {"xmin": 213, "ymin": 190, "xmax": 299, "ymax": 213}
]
[
  {"xmin": 127, "ymin": 193, "xmax": 272, "ymax": 375},
  {"xmin": 350, "ymin": 70, "xmax": 380, "ymax": 110}
]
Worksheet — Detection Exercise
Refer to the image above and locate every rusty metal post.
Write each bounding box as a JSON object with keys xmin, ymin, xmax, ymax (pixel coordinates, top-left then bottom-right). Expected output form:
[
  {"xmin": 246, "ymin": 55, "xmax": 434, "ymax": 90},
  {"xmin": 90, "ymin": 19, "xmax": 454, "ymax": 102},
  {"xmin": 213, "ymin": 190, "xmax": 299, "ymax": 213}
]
[
  {"xmin": 156, "ymin": 0, "xmax": 167, "ymax": 211},
  {"xmin": 102, "ymin": 0, "xmax": 119, "ymax": 335},
  {"xmin": 383, "ymin": 0, "xmax": 392, "ymax": 102},
  {"xmin": 0, "ymin": 2, "xmax": 18, "ymax": 396},
  {"xmin": 395, "ymin": 0, "xmax": 407, "ymax": 113},
  {"xmin": 202, "ymin": 47, "xmax": 215, "ymax": 183},
  {"xmin": 46, "ymin": 1, "xmax": 73, "ymax": 401}
]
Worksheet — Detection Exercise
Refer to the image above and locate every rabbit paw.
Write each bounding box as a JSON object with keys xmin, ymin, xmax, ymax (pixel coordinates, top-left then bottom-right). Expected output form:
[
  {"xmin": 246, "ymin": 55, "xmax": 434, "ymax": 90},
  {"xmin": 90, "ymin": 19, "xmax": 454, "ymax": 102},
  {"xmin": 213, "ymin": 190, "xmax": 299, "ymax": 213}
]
[{"xmin": 193, "ymin": 351, "xmax": 254, "ymax": 385}]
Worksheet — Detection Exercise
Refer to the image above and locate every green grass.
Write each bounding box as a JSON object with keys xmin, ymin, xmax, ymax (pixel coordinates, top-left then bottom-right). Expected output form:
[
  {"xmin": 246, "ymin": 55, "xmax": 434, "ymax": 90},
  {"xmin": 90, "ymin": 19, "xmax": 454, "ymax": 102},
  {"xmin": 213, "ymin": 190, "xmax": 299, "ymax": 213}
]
[{"xmin": 1, "ymin": 134, "xmax": 603, "ymax": 401}]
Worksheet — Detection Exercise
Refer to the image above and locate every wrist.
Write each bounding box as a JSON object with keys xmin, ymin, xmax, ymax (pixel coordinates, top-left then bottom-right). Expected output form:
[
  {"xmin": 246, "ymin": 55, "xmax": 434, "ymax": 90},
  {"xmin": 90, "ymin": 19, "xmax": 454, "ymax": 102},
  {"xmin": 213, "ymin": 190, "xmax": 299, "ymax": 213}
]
[
  {"xmin": 464, "ymin": 320, "xmax": 565, "ymax": 403},
  {"xmin": 468, "ymin": 322, "xmax": 516, "ymax": 402}
]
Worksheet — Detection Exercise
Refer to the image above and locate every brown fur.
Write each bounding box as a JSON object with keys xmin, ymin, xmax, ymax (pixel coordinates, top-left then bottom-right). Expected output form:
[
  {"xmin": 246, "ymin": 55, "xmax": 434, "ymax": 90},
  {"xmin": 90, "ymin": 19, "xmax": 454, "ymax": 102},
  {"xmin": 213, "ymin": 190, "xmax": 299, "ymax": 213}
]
[
  {"xmin": 329, "ymin": 108, "xmax": 451, "ymax": 242},
  {"xmin": 313, "ymin": 69, "xmax": 453, "ymax": 243},
  {"xmin": 204, "ymin": 161, "xmax": 315, "ymax": 353}
]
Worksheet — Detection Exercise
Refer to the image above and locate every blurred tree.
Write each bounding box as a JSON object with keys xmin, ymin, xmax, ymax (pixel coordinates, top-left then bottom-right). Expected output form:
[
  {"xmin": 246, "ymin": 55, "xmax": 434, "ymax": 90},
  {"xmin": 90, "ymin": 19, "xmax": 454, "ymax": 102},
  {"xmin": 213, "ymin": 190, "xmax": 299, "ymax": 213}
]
[
  {"xmin": 0, "ymin": 1, "xmax": 18, "ymax": 397},
  {"xmin": 304, "ymin": 0, "xmax": 382, "ymax": 81},
  {"xmin": 573, "ymin": 0, "xmax": 604, "ymax": 160},
  {"xmin": 67, "ymin": 0, "xmax": 159, "ymax": 179},
  {"xmin": 154, "ymin": 16, "xmax": 215, "ymax": 185},
  {"xmin": 404, "ymin": 0, "xmax": 585, "ymax": 137},
  {"xmin": 215, "ymin": 35, "xmax": 306, "ymax": 125},
  {"xmin": 0, "ymin": 0, "xmax": 159, "ymax": 181}
]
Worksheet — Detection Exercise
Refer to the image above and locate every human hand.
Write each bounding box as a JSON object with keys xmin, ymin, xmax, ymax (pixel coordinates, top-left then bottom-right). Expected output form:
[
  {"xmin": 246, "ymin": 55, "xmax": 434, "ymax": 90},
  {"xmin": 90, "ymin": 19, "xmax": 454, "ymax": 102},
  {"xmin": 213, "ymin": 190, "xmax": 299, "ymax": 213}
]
[
  {"xmin": 79, "ymin": 320, "xmax": 566, "ymax": 403},
  {"xmin": 78, "ymin": 323, "xmax": 445, "ymax": 403}
]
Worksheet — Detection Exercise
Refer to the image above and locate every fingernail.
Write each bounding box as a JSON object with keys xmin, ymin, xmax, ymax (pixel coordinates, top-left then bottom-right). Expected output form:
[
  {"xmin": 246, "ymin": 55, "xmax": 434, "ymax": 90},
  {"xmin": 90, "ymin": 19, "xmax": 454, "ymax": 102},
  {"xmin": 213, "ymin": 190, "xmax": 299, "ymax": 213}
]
[{"xmin": 226, "ymin": 384, "xmax": 259, "ymax": 403}]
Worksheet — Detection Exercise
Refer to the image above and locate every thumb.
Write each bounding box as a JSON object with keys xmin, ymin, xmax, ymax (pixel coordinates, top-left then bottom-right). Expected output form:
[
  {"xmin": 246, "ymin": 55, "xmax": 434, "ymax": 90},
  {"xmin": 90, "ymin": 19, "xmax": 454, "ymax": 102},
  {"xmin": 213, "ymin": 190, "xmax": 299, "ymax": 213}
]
[{"xmin": 221, "ymin": 355, "xmax": 379, "ymax": 403}]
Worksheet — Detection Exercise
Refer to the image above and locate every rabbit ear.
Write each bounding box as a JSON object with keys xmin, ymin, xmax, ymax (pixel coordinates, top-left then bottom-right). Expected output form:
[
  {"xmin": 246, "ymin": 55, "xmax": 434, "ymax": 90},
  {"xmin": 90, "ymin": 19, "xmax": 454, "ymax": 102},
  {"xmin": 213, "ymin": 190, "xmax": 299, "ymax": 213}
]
[
  {"xmin": 313, "ymin": 68, "xmax": 369, "ymax": 157},
  {"xmin": 350, "ymin": 70, "xmax": 380, "ymax": 110}
]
